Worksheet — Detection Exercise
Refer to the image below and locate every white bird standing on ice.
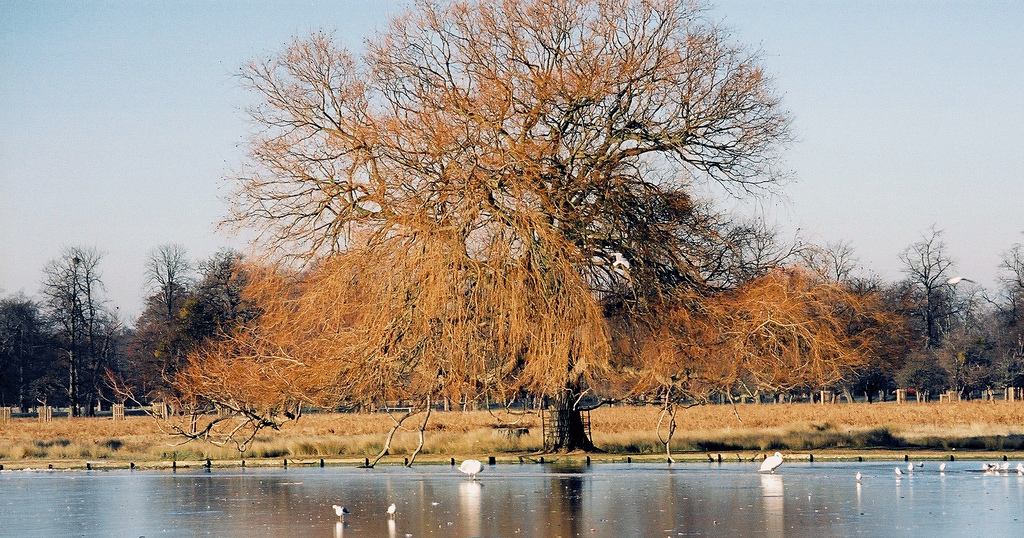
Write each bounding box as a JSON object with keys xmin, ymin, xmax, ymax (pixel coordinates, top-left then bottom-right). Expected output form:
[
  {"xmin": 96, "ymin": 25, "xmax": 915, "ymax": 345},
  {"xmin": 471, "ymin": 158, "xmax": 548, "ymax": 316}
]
[
  {"xmin": 333, "ymin": 505, "xmax": 350, "ymax": 519},
  {"xmin": 458, "ymin": 459, "xmax": 484, "ymax": 479},
  {"xmin": 855, "ymin": 471, "xmax": 862, "ymax": 483},
  {"xmin": 894, "ymin": 467, "xmax": 904, "ymax": 477},
  {"xmin": 939, "ymin": 462, "xmax": 947, "ymax": 472},
  {"xmin": 1016, "ymin": 462, "xmax": 1024, "ymax": 475},
  {"xmin": 387, "ymin": 503, "xmax": 396, "ymax": 518},
  {"xmin": 759, "ymin": 452, "xmax": 784, "ymax": 473}
]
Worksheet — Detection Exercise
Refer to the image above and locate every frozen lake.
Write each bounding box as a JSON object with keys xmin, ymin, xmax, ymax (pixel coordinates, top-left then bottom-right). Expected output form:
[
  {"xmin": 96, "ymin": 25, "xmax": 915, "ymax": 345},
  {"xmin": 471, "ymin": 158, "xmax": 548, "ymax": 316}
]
[{"xmin": 2, "ymin": 460, "xmax": 1023, "ymax": 536}]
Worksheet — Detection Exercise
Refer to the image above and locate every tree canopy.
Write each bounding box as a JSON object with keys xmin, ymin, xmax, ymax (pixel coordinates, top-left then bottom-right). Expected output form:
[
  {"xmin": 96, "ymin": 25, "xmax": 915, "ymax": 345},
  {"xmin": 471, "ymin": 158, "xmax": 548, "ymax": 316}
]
[{"xmin": 174, "ymin": 0, "xmax": 872, "ymax": 453}]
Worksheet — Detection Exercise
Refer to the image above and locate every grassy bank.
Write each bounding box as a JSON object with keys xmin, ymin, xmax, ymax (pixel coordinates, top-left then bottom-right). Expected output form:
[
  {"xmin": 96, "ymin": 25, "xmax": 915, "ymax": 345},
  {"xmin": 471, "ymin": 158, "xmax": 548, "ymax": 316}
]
[{"xmin": 2, "ymin": 401, "xmax": 1024, "ymax": 469}]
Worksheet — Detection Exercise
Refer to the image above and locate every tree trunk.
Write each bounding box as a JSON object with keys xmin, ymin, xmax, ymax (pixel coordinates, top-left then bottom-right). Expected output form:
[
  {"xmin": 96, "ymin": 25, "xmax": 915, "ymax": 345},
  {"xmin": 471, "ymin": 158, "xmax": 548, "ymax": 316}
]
[
  {"xmin": 407, "ymin": 398, "xmax": 432, "ymax": 467},
  {"xmin": 369, "ymin": 409, "xmax": 413, "ymax": 467},
  {"xmin": 656, "ymin": 401, "xmax": 677, "ymax": 463},
  {"xmin": 545, "ymin": 408, "xmax": 597, "ymax": 452}
]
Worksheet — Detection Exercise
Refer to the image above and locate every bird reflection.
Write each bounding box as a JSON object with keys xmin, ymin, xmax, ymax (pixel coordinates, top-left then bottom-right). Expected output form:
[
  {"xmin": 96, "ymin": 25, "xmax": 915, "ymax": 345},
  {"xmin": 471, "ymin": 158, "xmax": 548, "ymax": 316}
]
[
  {"xmin": 760, "ymin": 473, "xmax": 784, "ymax": 537},
  {"xmin": 460, "ymin": 480, "xmax": 483, "ymax": 537},
  {"xmin": 334, "ymin": 521, "xmax": 345, "ymax": 538},
  {"xmin": 387, "ymin": 518, "xmax": 396, "ymax": 538}
]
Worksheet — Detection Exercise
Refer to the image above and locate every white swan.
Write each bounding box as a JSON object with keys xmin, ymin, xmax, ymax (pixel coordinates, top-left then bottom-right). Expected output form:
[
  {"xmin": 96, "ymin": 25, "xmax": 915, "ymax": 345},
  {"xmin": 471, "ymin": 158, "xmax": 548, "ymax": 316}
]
[
  {"xmin": 759, "ymin": 452, "xmax": 784, "ymax": 473},
  {"xmin": 458, "ymin": 459, "xmax": 484, "ymax": 479}
]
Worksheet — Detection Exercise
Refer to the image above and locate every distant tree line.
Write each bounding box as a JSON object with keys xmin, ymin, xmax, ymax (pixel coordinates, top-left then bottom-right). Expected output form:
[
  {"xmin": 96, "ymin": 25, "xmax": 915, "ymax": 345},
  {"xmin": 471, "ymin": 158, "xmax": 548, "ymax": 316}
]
[
  {"xmin": 3, "ymin": 227, "xmax": 1021, "ymax": 418},
  {"xmin": 0, "ymin": 246, "xmax": 251, "ymax": 415}
]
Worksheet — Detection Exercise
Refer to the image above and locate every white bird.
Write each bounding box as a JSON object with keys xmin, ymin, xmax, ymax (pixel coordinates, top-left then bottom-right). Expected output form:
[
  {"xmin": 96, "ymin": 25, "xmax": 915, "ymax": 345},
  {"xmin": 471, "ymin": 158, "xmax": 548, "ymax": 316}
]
[
  {"xmin": 907, "ymin": 462, "xmax": 914, "ymax": 472},
  {"xmin": 915, "ymin": 462, "xmax": 924, "ymax": 468},
  {"xmin": 946, "ymin": 276, "xmax": 975, "ymax": 285},
  {"xmin": 611, "ymin": 252, "xmax": 631, "ymax": 277},
  {"xmin": 855, "ymin": 471, "xmax": 862, "ymax": 483},
  {"xmin": 894, "ymin": 467, "xmax": 903, "ymax": 477},
  {"xmin": 1016, "ymin": 462, "xmax": 1024, "ymax": 475},
  {"xmin": 333, "ymin": 505, "xmax": 350, "ymax": 519},
  {"xmin": 759, "ymin": 452, "xmax": 784, "ymax": 473},
  {"xmin": 387, "ymin": 503, "xmax": 396, "ymax": 518},
  {"xmin": 939, "ymin": 462, "xmax": 947, "ymax": 472},
  {"xmin": 458, "ymin": 459, "xmax": 484, "ymax": 479}
]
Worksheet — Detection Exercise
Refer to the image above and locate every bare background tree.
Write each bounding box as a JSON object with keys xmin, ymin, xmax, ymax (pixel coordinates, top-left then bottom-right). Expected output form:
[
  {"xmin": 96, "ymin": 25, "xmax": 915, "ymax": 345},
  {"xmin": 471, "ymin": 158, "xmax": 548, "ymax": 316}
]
[
  {"xmin": 900, "ymin": 226, "xmax": 956, "ymax": 349},
  {"xmin": 0, "ymin": 295, "xmax": 51, "ymax": 411},
  {"xmin": 40, "ymin": 246, "xmax": 120, "ymax": 416}
]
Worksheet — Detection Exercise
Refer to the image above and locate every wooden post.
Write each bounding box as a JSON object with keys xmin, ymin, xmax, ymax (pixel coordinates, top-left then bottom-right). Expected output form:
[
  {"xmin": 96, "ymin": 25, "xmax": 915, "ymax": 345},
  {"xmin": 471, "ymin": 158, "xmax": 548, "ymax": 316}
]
[
  {"xmin": 895, "ymin": 389, "xmax": 906, "ymax": 404},
  {"xmin": 38, "ymin": 405, "xmax": 52, "ymax": 423},
  {"xmin": 0, "ymin": 407, "xmax": 11, "ymax": 424}
]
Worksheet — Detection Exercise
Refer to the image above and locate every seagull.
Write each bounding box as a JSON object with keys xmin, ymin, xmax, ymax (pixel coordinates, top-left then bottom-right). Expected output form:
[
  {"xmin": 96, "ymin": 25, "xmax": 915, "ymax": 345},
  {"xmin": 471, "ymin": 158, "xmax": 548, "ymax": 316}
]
[
  {"xmin": 458, "ymin": 459, "xmax": 484, "ymax": 479},
  {"xmin": 946, "ymin": 276, "xmax": 975, "ymax": 285},
  {"xmin": 915, "ymin": 462, "xmax": 924, "ymax": 468},
  {"xmin": 333, "ymin": 505, "xmax": 350, "ymax": 519},
  {"xmin": 939, "ymin": 462, "xmax": 947, "ymax": 472},
  {"xmin": 387, "ymin": 503, "xmax": 396, "ymax": 518},
  {"xmin": 855, "ymin": 471, "xmax": 862, "ymax": 483},
  {"xmin": 1016, "ymin": 463, "xmax": 1024, "ymax": 475},
  {"xmin": 759, "ymin": 452, "xmax": 784, "ymax": 473},
  {"xmin": 907, "ymin": 462, "xmax": 914, "ymax": 472},
  {"xmin": 894, "ymin": 467, "xmax": 904, "ymax": 477}
]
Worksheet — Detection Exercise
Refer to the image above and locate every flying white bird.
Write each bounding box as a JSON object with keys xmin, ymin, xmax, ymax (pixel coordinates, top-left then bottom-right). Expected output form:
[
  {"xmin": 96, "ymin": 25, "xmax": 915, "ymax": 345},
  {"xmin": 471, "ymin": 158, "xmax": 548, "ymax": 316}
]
[
  {"xmin": 387, "ymin": 503, "xmax": 397, "ymax": 518},
  {"xmin": 759, "ymin": 452, "xmax": 784, "ymax": 473},
  {"xmin": 458, "ymin": 459, "xmax": 484, "ymax": 479},
  {"xmin": 333, "ymin": 505, "xmax": 350, "ymax": 519},
  {"xmin": 946, "ymin": 276, "xmax": 975, "ymax": 285}
]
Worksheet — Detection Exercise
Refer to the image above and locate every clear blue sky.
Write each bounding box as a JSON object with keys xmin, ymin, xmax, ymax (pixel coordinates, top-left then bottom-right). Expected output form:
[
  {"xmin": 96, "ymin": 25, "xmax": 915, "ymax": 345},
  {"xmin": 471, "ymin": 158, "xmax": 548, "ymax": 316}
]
[{"xmin": 2, "ymin": 1, "xmax": 1022, "ymax": 321}]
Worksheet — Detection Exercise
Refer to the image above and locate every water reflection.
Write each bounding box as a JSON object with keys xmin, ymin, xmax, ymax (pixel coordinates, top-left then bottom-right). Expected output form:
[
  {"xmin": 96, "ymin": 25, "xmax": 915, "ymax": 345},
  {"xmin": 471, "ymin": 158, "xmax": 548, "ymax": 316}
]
[
  {"xmin": 760, "ymin": 473, "xmax": 784, "ymax": 537},
  {"xmin": 4, "ymin": 462, "xmax": 1024, "ymax": 536},
  {"xmin": 458, "ymin": 480, "xmax": 482, "ymax": 536},
  {"xmin": 550, "ymin": 473, "xmax": 585, "ymax": 537}
]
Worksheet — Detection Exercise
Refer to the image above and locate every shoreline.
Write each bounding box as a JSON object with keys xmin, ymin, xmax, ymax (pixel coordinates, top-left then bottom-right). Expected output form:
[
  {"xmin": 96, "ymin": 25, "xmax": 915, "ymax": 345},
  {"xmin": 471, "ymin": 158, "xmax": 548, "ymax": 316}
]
[
  {"xmin": 2, "ymin": 448, "xmax": 1020, "ymax": 472},
  {"xmin": 5, "ymin": 402, "xmax": 1024, "ymax": 470}
]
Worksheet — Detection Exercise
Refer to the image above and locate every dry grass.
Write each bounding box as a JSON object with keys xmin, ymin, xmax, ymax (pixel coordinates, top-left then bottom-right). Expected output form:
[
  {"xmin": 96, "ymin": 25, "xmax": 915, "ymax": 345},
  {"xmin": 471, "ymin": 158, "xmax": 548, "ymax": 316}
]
[{"xmin": 3, "ymin": 401, "xmax": 1024, "ymax": 467}]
